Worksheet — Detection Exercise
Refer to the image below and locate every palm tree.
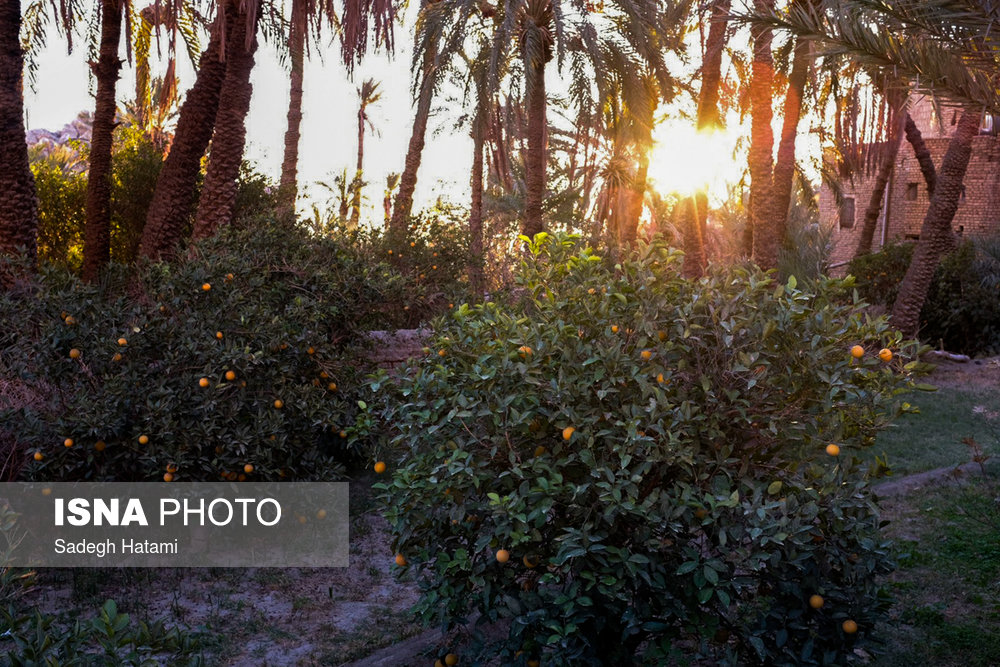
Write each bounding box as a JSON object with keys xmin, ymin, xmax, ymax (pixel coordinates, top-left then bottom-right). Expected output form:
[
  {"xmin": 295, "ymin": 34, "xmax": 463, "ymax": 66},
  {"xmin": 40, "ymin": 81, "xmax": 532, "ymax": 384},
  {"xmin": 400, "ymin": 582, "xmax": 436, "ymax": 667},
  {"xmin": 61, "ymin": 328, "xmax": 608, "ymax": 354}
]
[
  {"xmin": 0, "ymin": 0, "xmax": 39, "ymax": 262},
  {"xmin": 383, "ymin": 172, "xmax": 399, "ymax": 223},
  {"xmin": 518, "ymin": 0, "xmax": 554, "ymax": 239},
  {"xmin": 82, "ymin": 0, "xmax": 128, "ymax": 281},
  {"xmin": 747, "ymin": 0, "xmax": 778, "ymax": 267},
  {"xmin": 192, "ymin": 0, "xmax": 262, "ymax": 240},
  {"xmin": 349, "ymin": 78, "xmax": 382, "ymax": 226},
  {"xmin": 389, "ymin": 1, "xmax": 442, "ymax": 237}
]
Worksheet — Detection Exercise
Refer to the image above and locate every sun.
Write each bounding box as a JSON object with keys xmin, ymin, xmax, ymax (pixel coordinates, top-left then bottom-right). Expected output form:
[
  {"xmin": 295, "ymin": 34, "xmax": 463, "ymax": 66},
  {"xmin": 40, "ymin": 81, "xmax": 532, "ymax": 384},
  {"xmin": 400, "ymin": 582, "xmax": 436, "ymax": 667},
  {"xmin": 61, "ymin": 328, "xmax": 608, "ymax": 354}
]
[{"xmin": 647, "ymin": 121, "xmax": 741, "ymax": 199}]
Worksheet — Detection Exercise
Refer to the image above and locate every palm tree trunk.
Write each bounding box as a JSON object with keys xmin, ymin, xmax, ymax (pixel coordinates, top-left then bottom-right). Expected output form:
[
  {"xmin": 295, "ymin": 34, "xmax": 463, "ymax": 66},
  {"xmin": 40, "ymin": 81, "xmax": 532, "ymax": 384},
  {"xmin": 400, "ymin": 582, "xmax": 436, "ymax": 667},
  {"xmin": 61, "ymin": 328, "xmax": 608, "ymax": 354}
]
[
  {"xmin": 681, "ymin": 194, "xmax": 706, "ymax": 277},
  {"xmin": 192, "ymin": 5, "xmax": 260, "ymax": 241},
  {"xmin": 855, "ymin": 109, "xmax": 905, "ymax": 257},
  {"xmin": 390, "ymin": 42, "xmax": 436, "ymax": 237},
  {"xmin": 469, "ymin": 111, "xmax": 485, "ymax": 295},
  {"xmin": 0, "ymin": 0, "xmax": 38, "ymax": 261},
  {"xmin": 890, "ymin": 109, "xmax": 980, "ymax": 336},
  {"xmin": 622, "ymin": 153, "xmax": 648, "ymax": 245},
  {"xmin": 771, "ymin": 34, "xmax": 810, "ymax": 240},
  {"xmin": 82, "ymin": 0, "xmax": 124, "ymax": 281},
  {"xmin": 522, "ymin": 60, "xmax": 547, "ymax": 238},
  {"xmin": 748, "ymin": 0, "xmax": 778, "ymax": 269},
  {"xmin": 350, "ymin": 106, "xmax": 365, "ymax": 226},
  {"xmin": 140, "ymin": 12, "xmax": 229, "ymax": 259},
  {"xmin": 696, "ymin": 0, "xmax": 731, "ymax": 131},
  {"xmin": 904, "ymin": 113, "xmax": 936, "ymax": 197},
  {"xmin": 277, "ymin": 0, "xmax": 305, "ymax": 223}
]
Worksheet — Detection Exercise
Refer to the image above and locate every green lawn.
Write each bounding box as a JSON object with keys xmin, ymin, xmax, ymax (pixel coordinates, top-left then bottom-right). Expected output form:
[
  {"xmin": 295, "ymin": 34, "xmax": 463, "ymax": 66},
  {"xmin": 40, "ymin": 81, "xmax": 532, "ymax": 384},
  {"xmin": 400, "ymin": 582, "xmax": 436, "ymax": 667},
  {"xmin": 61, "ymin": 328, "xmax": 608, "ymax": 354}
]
[{"xmin": 869, "ymin": 383, "xmax": 1000, "ymax": 476}]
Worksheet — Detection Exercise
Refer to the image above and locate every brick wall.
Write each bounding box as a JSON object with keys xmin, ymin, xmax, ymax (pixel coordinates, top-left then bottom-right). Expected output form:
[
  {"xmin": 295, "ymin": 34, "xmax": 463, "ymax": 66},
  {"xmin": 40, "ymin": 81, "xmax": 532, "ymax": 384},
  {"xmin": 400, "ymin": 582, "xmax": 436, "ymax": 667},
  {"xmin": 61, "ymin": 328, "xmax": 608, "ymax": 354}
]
[{"xmin": 823, "ymin": 96, "xmax": 1000, "ymax": 273}]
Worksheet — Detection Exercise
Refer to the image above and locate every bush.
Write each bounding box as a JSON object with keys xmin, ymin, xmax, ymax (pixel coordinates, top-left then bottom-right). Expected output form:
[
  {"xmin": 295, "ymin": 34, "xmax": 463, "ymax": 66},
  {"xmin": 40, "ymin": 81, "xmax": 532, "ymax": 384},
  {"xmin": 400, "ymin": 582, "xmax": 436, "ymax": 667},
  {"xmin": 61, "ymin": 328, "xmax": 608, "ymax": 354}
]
[
  {"xmin": 373, "ymin": 234, "xmax": 924, "ymax": 666},
  {"xmin": 849, "ymin": 239, "xmax": 1000, "ymax": 356},
  {"xmin": 0, "ymin": 222, "xmax": 412, "ymax": 483}
]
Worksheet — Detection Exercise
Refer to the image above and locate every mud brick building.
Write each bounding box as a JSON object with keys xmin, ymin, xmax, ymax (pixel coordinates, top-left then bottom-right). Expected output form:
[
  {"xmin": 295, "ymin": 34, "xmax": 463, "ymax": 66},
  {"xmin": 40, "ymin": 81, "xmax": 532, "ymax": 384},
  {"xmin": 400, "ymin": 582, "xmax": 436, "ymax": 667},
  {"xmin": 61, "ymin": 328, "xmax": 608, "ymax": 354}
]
[{"xmin": 822, "ymin": 96, "xmax": 1000, "ymax": 271}]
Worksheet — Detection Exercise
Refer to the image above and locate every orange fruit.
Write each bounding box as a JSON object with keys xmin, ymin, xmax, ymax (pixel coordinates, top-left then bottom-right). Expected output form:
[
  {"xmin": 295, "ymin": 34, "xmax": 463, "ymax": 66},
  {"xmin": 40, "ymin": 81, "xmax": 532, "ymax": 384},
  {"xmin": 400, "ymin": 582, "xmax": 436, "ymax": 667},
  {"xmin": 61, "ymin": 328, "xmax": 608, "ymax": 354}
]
[
  {"xmin": 319, "ymin": 371, "xmax": 329, "ymax": 379},
  {"xmin": 117, "ymin": 337, "xmax": 127, "ymax": 346},
  {"xmin": 395, "ymin": 553, "xmax": 407, "ymax": 567},
  {"xmin": 878, "ymin": 348, "xmax": 893, "ymax": 362},
  {"xmin": 33, "ymin": 451, "xmax": 44, "ymax": 461},
  {"xmin": 374, "ymin": 461, "xmax": 387, "ymax": 474},
  {"xmin": 842, "ymin": 619, "xmax": 858, "ymax": 634},
  {"xmin": 95, "ymin": 441, "xmax": 106, "ymax": 452},
  {"xmin": 339, "ymin": 430, "xmax": 347, "ymax": 439},
  {"xmin": 587, "ymin": 288, "xmax": 596, "ymax": 295},
  {"xmin": 163, "ymin": 473, "xmax": 174, "ymax": 482},
  {"xmin": 316, "ymin": 509, "xmax": 327, "ymax": 519},
  {"xmin": 518, "ymin": 345, "xmax": 533, "ymax": 356},
  {"xmin": 64, "ymin": 316, "xmax": 76, "ymax": 325},
  {"xmin": 438, "ymin": 349, "xmax": 446, "ymax": 357},
  {"xmin": 199, "ymin": 377, "xmax": 210, "ymax": 388},
  {"xmin": 64, "ymin": 438, "xmax": 74, "ymax": 448},
  {"xmin": 166, "ymin": 463, "xmax": 178, "ymax": 473},
  {"xmin": 695, "ymin": 508, "xmax": 708, "ymax": 520},
  {"xmin": 410, "ymin": 241, "xmax": 415, "ymax": 247},
  {"xmin": 216, "ymin": 331, "xmax": 223, "ymax": 340},
  {"xmin": 657, "ymin": 373, "xmax": 665, "ymax": 384},
  {"xmin": 274, "ymin": 399, "xmax": 284, "ymax": 409},
  {"xmin": 826, "ymin": 444, "xmax": 841, "ymax": 456},
  {"xmin": 225, "ymin": 273, "xmax": 234, "ymax": 281},
  {"xmin": 138, "ymin": 434, "xmax": 149, "ymax": 445},
  {"xmin": 244, "ymin": 464, "xmax": 254, "ymax": 474},
  {"xmin": 534, "ymin": 445, "xmax": 546, "ymax": 457},
  {"xmin": 496, "ymin": 549, "xmax": 510, "ymax": 563},
  {"xmin": 112, "ymin": 353, "xmax": 122, "ymax": 362},
  {"xmin": 448, "ymin": 303, "xmax": 454, "ymax": 308},
  {"xmin": 850, "ymin": 345, "xmax": 864, "ymax": 359},
  {"xmin": 69, "ymin": 348, "xmax": 81, "ymax": 359},
  {"xmin": 201, "ymin": 283, "xmax": 211, "ymax": 291},
  {"xmin": 611, "ymin": 325, "xmax": 619, "ymax": 333},
  {"xmin": 307, "ymin": 347, "xmax": 315, "ymax": 355},
  {"xmin": 238, "ymin": 474, "xmax": 246, "ymax": 482},
  {"xmin": 809, "ymin": 594, "xmax": 824, "ymax": 609},
  {"xmin": 225, "ymin": 370, "xmax": 236, "ymax": 381},
  {"xmin": 523, "ymin": 555, "xmax": 539, "ymax": 568},
  {"xmin": 445, "ymin": 655, "xmax": 459, "ymax": 666},
  {"xmin": 562, "ymin": 426, "xmax": 575, "ymax": 441},
  {"xmin": 328, "ymin": 382, "xmax": 338, "ymax": 391},
  {"xmin": 641, "ymin": 349, "xmax": 652, "ymax": 361},
  {"xmin": 658, "ymin": 330, "xmax": 667, "ymax": 341}
]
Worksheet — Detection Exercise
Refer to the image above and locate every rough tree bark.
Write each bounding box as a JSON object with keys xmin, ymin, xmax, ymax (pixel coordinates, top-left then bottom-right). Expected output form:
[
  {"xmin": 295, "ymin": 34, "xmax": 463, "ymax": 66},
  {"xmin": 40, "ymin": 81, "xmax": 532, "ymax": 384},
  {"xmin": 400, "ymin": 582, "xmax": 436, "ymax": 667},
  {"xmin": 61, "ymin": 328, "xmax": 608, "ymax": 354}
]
[
  {"xmin": 469, "ymin": 109, "xmax": 485, "ymax": 295},
  {"xmin": 139, "ymin": 11, "xmax": 229, "ymax": 260},
  {"xmin": 192, "ymin": 4, "xmax": 260, "ymax": 240},
  {"xmin": 748, "ymin": 0, "xmax": 778, "ymax": 269},
  {"xmin": 855, "ymin": 108, "xmax": 906, "ymax": 257},
  {"xmin": 890, "ymin": 109, "xmax": 980, "ymax": 336},
  {"xmin": 82, "ymin": 0, "xmax": 124, "ymax": 281},
  {"xmin": 389, "ymin": 40, "xmax": 436, "ymax": 237},
  {"xmin": 771, "ymin": 34, "xmax": 810, "ymax": 239},
  {"xmin": 522, "ymin": 56, "xmax": 547, "ymax": 239},
  {"xmin": 904, "ymin": 113, "xmax": 936, "ymax": 197},
  {"xmin": 0, "ymin": 0, "xmax": 38, "ymax": 261},
  {"xmin": 681, "ymin": 195, "xmax": 706, "ymax": 278},
  {"xmin": 276, "ymin": 0, "xmax": 305, "ymax": 223}
]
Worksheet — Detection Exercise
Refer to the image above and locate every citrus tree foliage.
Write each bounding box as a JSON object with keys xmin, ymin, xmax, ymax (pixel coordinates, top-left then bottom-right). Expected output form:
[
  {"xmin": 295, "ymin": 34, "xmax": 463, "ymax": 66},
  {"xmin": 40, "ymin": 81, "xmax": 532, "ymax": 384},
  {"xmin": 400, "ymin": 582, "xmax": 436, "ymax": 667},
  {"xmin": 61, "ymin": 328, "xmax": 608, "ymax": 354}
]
[
  {"xmin": 1, "ymin": 224, "xmax": 411, "ymax": 483},
  {"xmin": 375, "ymin": 234, "xmax": 924, "ymax": 665}
]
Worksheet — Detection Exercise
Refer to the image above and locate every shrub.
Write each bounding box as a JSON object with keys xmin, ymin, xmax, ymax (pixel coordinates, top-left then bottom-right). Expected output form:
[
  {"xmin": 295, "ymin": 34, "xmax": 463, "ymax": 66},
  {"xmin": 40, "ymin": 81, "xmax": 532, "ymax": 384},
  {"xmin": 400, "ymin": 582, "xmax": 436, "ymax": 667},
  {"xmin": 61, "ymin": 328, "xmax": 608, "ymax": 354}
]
[
  {"xmin": 849, "ymin": 239, "xmax": 1000, "ymax": 356},
  {"xmin": 0, "ymin": 222, "xmax": 410, "ymax": 483},
  {"xmin": 373, "ymin": 234, "xmax": 924, "ymax": 666}
]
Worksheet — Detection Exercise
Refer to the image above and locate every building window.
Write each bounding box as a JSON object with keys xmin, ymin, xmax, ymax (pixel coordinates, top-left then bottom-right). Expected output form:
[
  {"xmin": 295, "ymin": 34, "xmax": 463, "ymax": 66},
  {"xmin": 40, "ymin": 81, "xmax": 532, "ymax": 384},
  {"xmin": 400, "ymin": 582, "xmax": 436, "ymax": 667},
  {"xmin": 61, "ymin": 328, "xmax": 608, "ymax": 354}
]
[
  {"xmin": 906, "ymin": 183, "xmax": 919, "ymax": 200},
  {"xmin": 839, "ymin": 197, "xmax": 855, "ymax": 229}
]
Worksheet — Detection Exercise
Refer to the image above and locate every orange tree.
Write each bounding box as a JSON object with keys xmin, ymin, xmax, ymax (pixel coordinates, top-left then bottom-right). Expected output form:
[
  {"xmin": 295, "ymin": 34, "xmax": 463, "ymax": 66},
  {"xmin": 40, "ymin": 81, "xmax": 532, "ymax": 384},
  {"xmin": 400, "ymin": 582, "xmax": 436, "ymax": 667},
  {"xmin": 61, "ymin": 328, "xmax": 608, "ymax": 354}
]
[
  {"xmin": 1, "ymin": 222, "xmax": 414, "ymax": 483},
  {"xmin": 372, "ymin": 233, "xmax": 926, "ymax": 665}
]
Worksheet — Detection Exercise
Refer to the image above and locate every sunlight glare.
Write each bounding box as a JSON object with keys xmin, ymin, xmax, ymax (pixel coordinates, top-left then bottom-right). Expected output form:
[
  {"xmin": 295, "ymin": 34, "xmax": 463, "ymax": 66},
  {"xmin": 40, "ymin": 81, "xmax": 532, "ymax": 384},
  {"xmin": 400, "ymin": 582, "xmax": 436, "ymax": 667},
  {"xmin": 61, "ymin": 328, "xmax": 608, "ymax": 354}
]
[{"xmin": 647, "ymin": 122, "xmax": 740, "ymax": 200}]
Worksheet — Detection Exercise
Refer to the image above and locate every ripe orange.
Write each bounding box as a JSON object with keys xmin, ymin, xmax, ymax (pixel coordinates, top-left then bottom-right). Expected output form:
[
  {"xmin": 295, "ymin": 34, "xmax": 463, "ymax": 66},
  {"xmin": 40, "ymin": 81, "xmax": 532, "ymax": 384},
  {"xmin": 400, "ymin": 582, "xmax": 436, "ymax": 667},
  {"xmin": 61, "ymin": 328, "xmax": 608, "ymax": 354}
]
[
  {"xmin": 216, "ymin": 331, "xmax": 223, "ymax": 340},
  {"xmin": 658, "ymin": 330, "xmax": 667, "ymax": 341},
  {"xmin": 64, "ymin": 315, "xmax": 76, "ymax": 325},
  {"xmin": 410, "ymin": 242, "xmax": 415, "ymax": 247},
  {"xmin": 374, "ymin": 461, "xmax": 387, "ymax": 474},
  {"xmin": 878, "ymin": 348, "xmax": 893, "ymax": 362},
  {"xmin": 518, "ymin": 345, "xmax": 533, "ymax": 356},
  {"xmin": 69, "ymin": 348, "xmax": 81, "ymax": 359},
  {"xmin": 695, "ymin": 508, "xmax": 708, "ymax": 520},
  {"xmin": 438, "ymin": 349, "xmax": 447, "ymax": 357},
  {"xmin": 444, "ymin": 655, "xmax": 459, "ymax": 666},
  {"xmin": 274, "ymin": 399, "xmax": 284, "ymax": 409},
  {"xmin": 95, "ymin": 441, "xmax": 106, "ymax": 452},
  {"xmin": 339, "ymin": 430, "xmax": 347, "ymax": 439},
  {"xmin": 562, "ymin": 426, "xmax": 575, "ymax": 441},
  {"xmin": 657, "ymin": 373, "xmax": 665, "ymax": 384},
  {"xmin": 307, "ymin": 347, "xmax": 315, "ymax": 355},
  {"xmin": 611, "ymin": 325, "xmax": 619, "ymax": 333},
  {"xmin": 641, "ymin": 349, "xmax": 652, "ymax": 361},
  {"xmin": 395, "ymin": 553, "xmax": 407, "ymax": 567},
  {"xmin": 809, "ymin": 594, "xmax": 824, "ymax": 609},
  {"xmin": 117, "ymin": 337, "xmax": 127, "ymax": 346},
  {"xmin": 842, "ymin": 619, "xmax": 858, "ymax": 634},
  {"xmin": 199, "ymin": 377, "xmax": 210, "ymax": 388},
  {"xmin": 448, "ymin": 303, "xmax": 454, "ymax": 309},
  {"xmin": 238, "ymin": 474, "xmax": 246, "ymax": 482},
  {"xmin": 225, "ymin": 273, "xmax": 234, "ymax": 282},
  {"xmin": 587, "ymin": 288, "xmax": 596, "ymax": 295},
  {"xmin": 243, "ymin": 463, "xmax": 254, "ymax": 474},
  {"xmin": 534, "ymin": 445, "xmax": 546, "ymax": 457},
  {"xmin": 523, "ymin": 555, "xmax": 539, "ymax": 568},
  {"xmin": 64, "ymin": 438, "xmax": 74, "ymax": 448},
  {"xmin": 316, "ymin": 509, "xmax": 327, "ymax": 519},
  {"xmin": 850, "ymin": 345, "xmax": 864, "ymax": 359},
  {"xmin": 319, "ymin": 371, "xmax": 329, "ymax": 379},
  {"xmin": 328, "ymin": 382, "xmax": 338, "ymax": 391},
  {"xmin": 826, "ymin": 443, "xmax": 841, "ymax": 456},
  {"xmin": 201, "ymin": 283, "xmax": 211, "ymax": 291},
  {"xmin": 166, "ymin": 463, "xmax": 178, "ymax": 473},
  {"xmin": 496, "ymin": 549, "xmax": 510, "ymax": 563},
  {"xmin": 138, "ymin": 434, "xmax": 149, "ymax": 445},
  {"xmin": 225, "ymin": 370, "xmax": 236, "ymax": 381},
  {"xmin": 112, "ymin": 353, "xmax": 122, "ymax": 362},
  {"xmin": 163, "ymin": 473, "xmax": 174, "ymax": 482},
  {"xmin": 33, "ymin": 451, "xmax": 44, "ymax": 461}
]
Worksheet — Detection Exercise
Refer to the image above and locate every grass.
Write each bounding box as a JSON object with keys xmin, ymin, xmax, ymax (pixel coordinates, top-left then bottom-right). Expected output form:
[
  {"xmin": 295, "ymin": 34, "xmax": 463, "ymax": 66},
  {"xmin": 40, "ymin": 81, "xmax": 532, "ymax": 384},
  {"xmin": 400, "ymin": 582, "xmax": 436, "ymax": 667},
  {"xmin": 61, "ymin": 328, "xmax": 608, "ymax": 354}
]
[
  {"xmin": 868, "ymin": 383, "xmax": 1000, "ymax": 476},
  {"xmin": 875, "ymin": 472, "xmax": 1000, "ymax": 667}
]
